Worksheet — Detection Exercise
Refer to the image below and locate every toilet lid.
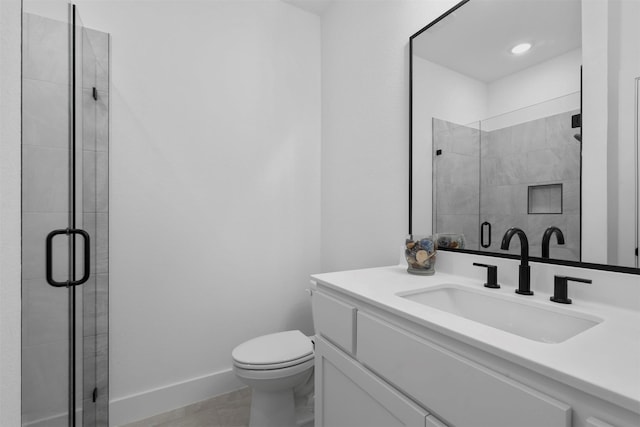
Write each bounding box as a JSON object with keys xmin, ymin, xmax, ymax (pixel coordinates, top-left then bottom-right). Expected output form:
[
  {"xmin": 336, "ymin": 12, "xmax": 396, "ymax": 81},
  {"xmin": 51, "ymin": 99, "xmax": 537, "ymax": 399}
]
[{"xmin": 232, "ymin": 330, "xmax": 313, "ymax": 367}]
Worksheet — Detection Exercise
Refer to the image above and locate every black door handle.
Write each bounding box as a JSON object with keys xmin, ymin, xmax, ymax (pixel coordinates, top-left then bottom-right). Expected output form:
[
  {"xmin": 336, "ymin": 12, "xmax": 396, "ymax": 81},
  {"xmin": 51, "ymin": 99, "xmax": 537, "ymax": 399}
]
[
  {"xmin": 480, "ymin": 221, "xmax": 492, "ymax": 248},
  {"xmin": 46, "ymin": 228, "xmax": 91, "ymax": 287}
]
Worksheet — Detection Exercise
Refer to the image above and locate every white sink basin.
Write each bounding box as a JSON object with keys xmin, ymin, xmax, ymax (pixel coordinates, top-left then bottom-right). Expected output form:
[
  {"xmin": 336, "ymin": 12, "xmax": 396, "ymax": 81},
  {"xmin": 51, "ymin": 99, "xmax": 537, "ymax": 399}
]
[{"xmin": 397, "ymin": 284, "xmax": 602, "ymax": 343}]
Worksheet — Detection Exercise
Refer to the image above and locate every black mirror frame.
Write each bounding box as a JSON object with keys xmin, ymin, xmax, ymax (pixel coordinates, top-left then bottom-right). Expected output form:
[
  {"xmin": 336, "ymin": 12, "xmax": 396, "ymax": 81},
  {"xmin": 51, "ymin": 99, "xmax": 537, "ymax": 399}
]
[{"xmin": 408, "ymin": 0, "xmax": 640, "ymax": 275}]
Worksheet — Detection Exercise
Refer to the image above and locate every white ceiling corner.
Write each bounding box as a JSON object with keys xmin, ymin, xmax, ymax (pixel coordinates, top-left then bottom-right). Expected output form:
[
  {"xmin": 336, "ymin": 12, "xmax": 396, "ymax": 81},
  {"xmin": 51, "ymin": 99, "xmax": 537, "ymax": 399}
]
[{"xmin": 282, "ymin": 0, "xmax": 334, "ymax": 16}]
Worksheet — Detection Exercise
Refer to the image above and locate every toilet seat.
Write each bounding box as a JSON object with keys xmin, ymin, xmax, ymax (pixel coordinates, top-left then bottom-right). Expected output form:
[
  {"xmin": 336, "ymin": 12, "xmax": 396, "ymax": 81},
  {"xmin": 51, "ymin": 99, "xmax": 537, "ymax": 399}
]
[
  {"xmin": 233, "ymin": 353, "xmax": 314, "ymax": 370},
  {"xmin": 232, "ymin": 330, "xmax": 313, "ymax": 371},
  {"xmin": 233, "ymin": 357, "xmax": 314, "ymax": 381}
]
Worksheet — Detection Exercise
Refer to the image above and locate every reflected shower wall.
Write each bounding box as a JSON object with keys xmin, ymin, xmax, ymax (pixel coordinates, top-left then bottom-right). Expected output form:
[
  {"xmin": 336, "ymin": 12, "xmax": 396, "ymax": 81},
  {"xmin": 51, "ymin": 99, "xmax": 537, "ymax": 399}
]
[
  {"xmin": 479, "ymin": 109, "xmax": 581, "ymax": 261},
  {"xmin": 433, "ymin": 94, "xmax": 581, "ymax": 261},
  {"xmin": 433, "ymin": 119, "xmax": 481, "ymax": 250}
]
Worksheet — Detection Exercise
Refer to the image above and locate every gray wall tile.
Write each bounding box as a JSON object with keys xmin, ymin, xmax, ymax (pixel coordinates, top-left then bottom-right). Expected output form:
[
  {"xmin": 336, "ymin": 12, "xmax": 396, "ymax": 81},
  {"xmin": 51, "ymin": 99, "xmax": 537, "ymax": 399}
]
[
  {"xmin": 95, "ymin": 91, "xmax": 109, "ymax": 152},
  {"xmin": 22, "ymin": 213, "xmax": 69, "ymax": 280},
  {"xmin": 23, "ymin": 14, "xmax": 69, "ymax": 85},
  {"xmin": 85, "ymin": 29, "xmax": 109, "ymax": 92},
  {"xmin": 22, "ymin": 278, "xmax": 69, "ymax": 347},
  {"xmin": 21, "ymin": 342, "xmax": 69, "ymax": 424},
  {"xmin": 83, "ymin": 88, "xmax": 97, "ymax": 151},
  {"xmin": 22, "ymin": 79, "xmax": 69, "ymax": 149},
  {"xmin": 23, "ymin": 145, "xmax": 70, "ymax": 213}
]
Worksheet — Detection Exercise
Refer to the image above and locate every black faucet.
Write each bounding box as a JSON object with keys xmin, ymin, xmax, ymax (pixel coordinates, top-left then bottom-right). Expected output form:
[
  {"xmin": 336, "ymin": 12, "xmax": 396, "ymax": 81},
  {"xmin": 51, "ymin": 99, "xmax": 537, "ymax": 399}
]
[
  {"xmin": 500, "ymin": 227, "xmax": 533, "ymax": 295},
  {"xmin": 541, "ymin": 226, "xmax": 565, "ymax": 258},
  {"xmin": 551, "ymin": 276, "xmax": 592, "ymax": 304},
  {"xmin": 473, "ymin": 263, "xmax": 500, "ymax": 288}
]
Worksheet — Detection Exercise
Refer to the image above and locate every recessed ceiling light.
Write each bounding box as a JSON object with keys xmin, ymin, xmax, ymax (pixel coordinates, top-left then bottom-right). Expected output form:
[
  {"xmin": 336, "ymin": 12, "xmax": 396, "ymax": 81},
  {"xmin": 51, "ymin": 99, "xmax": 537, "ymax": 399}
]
[{"xmin": 511, "ymin": 43, "xmax": 532, "ymax": 55}]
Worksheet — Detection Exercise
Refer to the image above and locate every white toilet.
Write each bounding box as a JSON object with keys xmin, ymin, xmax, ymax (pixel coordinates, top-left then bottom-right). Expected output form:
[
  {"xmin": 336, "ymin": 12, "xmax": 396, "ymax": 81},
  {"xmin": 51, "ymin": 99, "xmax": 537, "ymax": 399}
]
[{"xmin": 232, "ymin": 330, "xmax": 314, "ymax": 427}]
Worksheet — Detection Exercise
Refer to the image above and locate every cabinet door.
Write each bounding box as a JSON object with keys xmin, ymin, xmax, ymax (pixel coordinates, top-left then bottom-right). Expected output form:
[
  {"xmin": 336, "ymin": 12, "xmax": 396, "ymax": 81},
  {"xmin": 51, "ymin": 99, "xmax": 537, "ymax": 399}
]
[
  {"xmin": 357, "ymin": 312, "xmax": 572, "ymax": 427},
  {"xmin": 316, "ymin": 337, "xmax": 428, "ymax": 427}
]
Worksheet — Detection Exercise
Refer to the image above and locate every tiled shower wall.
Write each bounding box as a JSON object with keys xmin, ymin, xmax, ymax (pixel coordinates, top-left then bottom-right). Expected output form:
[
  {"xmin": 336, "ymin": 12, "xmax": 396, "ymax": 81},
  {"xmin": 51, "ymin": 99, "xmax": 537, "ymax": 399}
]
[
  {"xmin": 433, "ymin": 111, "xmax": 581, "ymax": 261},
  {"xmin": 22, "ymin": 13, "xmax": 72, "ymax": 426},
  {"xmin": 22, "ymin": 13, "xmax": 109, "ymax": 426},
  {"xmin": 81, "ymin": 25, "xmax": 110, "ymax": 427}
]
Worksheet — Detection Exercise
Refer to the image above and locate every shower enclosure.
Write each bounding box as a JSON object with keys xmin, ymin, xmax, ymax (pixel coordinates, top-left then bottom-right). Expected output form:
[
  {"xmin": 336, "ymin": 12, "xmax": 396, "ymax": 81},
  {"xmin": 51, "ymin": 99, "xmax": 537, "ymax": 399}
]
[
  {"xmin": 433, "ymin": 93, "xmax": 582, "ymax": 262},
  {"xmin": 22, "ymin": 2, "xmax": 109, "ymax": 426}
]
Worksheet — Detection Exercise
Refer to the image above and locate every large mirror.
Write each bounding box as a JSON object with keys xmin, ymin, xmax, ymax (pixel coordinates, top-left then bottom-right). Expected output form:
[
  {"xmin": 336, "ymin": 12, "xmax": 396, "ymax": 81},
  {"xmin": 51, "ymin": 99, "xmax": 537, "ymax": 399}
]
[{"xmin": 410, "ymin": 0, "xmax": 640, "ymax": 271}]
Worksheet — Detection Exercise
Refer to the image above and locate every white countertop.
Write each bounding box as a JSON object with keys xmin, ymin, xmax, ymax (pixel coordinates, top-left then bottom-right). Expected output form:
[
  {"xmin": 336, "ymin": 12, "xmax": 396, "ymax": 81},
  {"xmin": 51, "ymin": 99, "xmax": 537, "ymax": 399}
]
[{"xmin": 311, "ymin": 265, "xmax": 640, "ymax": 414}]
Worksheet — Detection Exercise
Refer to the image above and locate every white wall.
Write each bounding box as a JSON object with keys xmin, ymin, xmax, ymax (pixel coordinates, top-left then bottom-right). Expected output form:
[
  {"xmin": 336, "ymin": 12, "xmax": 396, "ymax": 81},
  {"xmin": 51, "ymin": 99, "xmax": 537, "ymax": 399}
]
[
  {"xmin": 0, "ymin": 0, "xmax": 22, "ymax": 425},
  {"xmin": 580, "ymin": 0, "xmax": 633, "ymax": 265},
  {"xmin": 75, "ymin": 1, "xmax": 321, "ymax": 424},
  {"xmin": 484, "ymin": 49, "xmax": 581, "ymax": 131},
  {"xmin": 608, "ymin": 0, "xmax": 640, "ymax": 267},
  {"xmin": 487, "ymin": 49, "xmax": 582, "ymax": 122},
  {"xmin": 321, "ymin": 0, "xmax": 459, "ymax": 272},
  {"xmin": 581, "ymin": 0, "xmax": 609, "ymax": 263}
]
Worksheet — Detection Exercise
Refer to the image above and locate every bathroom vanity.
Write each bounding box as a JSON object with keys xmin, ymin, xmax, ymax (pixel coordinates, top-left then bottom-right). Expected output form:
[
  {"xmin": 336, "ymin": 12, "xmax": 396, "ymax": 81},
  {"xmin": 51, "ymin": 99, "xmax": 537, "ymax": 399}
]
[
  {"xmin": 310, "ymin": 259, "xmax": 640, "ymax": 427},
  {"xmin": 309, "ymin": 0, "xmax": 640, "ymax": 424}
]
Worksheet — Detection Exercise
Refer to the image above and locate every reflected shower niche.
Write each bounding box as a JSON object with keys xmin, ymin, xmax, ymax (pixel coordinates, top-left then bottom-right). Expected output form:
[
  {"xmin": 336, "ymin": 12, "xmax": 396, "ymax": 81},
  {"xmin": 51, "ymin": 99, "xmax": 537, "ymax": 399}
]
[
  {"xmin": 528, "ymin": 184, "xmax": 563, "ymax": 215},
  {"xmin": 433, "ymin": 96, "xmax": 581, "ymax": 262}
]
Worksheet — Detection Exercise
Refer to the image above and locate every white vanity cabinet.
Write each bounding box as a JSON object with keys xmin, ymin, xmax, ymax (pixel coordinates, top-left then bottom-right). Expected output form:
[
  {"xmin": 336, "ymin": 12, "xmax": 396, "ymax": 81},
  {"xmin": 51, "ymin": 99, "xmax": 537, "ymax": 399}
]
[
  {"xmin": 313, "ymin": 288, "xmax": 452, "ymax": 427},
  {"xmin": 312, "ymin": 286, "xmax": 640, "ymax": 427},
  {"xmin": 316, "ymin": 337, "xmax": 430, "ymax": 427}
]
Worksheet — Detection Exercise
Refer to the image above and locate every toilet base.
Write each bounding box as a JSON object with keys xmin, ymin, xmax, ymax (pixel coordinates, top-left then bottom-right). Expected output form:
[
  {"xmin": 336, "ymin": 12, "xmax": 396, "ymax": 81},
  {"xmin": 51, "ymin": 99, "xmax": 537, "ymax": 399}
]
[{"xmin": 249, "ymin": 388, "xmax": 296, "ymax": 427}]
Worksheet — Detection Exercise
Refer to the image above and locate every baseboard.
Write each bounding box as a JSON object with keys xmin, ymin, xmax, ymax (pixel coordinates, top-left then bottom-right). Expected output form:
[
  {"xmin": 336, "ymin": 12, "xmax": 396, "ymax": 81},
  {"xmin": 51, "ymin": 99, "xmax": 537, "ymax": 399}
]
[{"xmin": 109, "ymin": 368, "xmax": 244, "ymax": 426}]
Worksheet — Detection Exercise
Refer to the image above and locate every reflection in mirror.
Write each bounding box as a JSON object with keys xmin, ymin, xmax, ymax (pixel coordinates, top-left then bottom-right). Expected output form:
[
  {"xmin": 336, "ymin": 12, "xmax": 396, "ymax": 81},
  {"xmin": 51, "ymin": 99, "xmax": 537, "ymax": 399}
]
[
  {"xmin": 411, "ymin": 0, "xmax": 640, "ymax": 270},
  {"xmin": 433, "ymin": 95, "xmax": 581, "ymax": 260}
]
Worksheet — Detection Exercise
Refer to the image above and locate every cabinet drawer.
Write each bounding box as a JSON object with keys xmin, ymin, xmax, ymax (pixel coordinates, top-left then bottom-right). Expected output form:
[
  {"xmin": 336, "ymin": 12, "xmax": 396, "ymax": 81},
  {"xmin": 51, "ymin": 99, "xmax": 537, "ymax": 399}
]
[
  {"xmin": 425, "ymin": 415, "xmax": 448, "ymax": 427},
  {"xmin": 313, "ymin": 290, "xmax": 357, "ymax": 354},
  {"xmin": 357, "ymin": 312, "xmax": 571, "ymax": 427},
  {"xmin": 587, "ymin": 417, "xmax": 616, "ymax": 427},
  {"xmin": 316, "ymin": 337, "xmax": 429, "ymax": 427}
]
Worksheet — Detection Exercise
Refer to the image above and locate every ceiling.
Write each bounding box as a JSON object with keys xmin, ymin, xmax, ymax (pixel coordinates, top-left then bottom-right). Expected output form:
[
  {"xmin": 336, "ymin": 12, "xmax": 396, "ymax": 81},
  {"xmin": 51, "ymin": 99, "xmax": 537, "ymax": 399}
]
[
  {"xmin": 412, "ymin": 0, "xmax": 582, "ymax": 83},
  {"xmin": 282, "ymin": 0, "xmax": 334, "ymax": 16}
]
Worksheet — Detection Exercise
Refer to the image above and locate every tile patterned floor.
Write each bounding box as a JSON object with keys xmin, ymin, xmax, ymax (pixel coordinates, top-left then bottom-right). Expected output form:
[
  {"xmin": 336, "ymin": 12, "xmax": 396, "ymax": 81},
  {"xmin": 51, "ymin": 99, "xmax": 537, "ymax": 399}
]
[{"xmin": 121, "ymin": 387, "xmax": 251, "ymax": 427}]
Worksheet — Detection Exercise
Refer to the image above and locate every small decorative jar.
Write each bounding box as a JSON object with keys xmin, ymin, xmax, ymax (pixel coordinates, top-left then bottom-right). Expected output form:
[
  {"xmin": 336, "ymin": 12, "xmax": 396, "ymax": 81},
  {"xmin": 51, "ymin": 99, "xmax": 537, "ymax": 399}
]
[
  {"xmin": 405, "ymin": 235, "xmax": 437, "ymax": 275},
  {"xmin": 435, "ymin": 233, "xmax": 466, "ymax": 250}
]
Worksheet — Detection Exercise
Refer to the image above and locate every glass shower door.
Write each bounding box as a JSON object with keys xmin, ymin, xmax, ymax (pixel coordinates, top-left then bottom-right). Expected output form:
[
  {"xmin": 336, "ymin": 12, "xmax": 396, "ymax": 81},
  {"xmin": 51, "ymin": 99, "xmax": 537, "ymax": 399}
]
[
  {"xmin": 77, "ymin": 8, "xmax": 110, "ymax": 426},
  {"xmin": 22, "ymin": 3, "xmax": 109, "ymax": 426},
  {"xmin": 432, "ymin": 118, "xmax": 482, "ymax": 250}
]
